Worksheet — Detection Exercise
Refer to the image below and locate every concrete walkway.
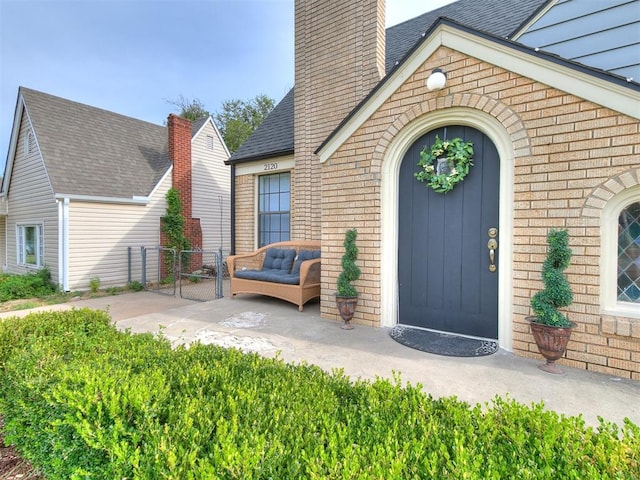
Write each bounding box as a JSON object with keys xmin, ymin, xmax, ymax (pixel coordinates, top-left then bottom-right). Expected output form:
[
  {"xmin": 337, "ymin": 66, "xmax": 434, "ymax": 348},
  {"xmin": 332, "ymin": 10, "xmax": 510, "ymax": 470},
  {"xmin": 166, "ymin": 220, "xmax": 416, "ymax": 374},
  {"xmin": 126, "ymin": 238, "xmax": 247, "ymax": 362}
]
[{"xmin": 4, "ymin": 291, "xmax": 639, "ymax": 428}]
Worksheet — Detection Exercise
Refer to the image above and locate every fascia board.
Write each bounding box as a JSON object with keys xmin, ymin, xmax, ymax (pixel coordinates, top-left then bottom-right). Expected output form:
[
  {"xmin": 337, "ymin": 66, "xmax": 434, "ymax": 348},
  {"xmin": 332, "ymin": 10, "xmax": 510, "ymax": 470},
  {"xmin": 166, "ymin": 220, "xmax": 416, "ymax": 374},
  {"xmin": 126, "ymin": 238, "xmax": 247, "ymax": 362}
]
[
  {"xmin": 2, "ymin": 94, "xmax": 25, "ymax": 195},
  {"xmin": 54, "ymin": 193, "xmax": 150, "ymax": 205}
]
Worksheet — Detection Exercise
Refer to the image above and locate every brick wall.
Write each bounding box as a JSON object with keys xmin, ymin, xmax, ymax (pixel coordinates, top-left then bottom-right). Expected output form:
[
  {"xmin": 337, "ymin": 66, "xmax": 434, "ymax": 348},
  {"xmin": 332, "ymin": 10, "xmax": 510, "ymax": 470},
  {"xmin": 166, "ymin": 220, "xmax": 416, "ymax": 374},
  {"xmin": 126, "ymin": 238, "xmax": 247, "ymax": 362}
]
[
  {"xmin": 321, "ymin": 46, "xmax": 640, "ymax": 378},
  {"xmin": 234, "ymin": 173, "xmax": 256, "ymax": 253},
  {"xmin": 293, "ymin": 0, "xmax": 385, "ymax": 240}
]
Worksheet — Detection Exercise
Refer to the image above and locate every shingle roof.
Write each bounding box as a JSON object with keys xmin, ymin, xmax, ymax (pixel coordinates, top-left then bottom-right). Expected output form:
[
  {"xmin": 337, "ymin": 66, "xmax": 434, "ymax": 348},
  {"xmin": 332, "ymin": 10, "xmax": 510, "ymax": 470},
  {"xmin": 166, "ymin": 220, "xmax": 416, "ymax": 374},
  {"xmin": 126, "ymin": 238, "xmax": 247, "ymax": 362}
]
[
  {"xmin": 228, "ymin": 0, "xmax": 549, "ymax": 163},
  {"xmin": 384, "ymin": 0, "xmax": 549, "ymax": 71},
  {"xmin": 20, "ymin": 87, "xmax": 171, "ymax": 199},
  {"xmin": 228, "ymin": 88, "xmax": 294, "ymax": 163}
]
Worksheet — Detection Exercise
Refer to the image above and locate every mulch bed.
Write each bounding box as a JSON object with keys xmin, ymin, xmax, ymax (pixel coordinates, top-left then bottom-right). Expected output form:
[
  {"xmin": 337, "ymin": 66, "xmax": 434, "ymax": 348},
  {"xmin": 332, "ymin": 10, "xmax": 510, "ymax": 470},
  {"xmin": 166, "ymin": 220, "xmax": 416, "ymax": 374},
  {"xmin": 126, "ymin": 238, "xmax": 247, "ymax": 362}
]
[{"xmin": 0, "ymin": 417, "xmax": 44, "ymax": 479}]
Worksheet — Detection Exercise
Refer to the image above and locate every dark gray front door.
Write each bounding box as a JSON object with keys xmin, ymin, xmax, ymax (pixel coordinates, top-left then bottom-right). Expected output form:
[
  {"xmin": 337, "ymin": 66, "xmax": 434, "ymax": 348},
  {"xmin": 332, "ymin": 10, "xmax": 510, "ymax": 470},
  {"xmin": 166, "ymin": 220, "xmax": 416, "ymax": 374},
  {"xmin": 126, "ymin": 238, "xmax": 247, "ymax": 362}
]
[{"xmin": 398, "ymin": 126, "xmax": 499, "ymax": 339}]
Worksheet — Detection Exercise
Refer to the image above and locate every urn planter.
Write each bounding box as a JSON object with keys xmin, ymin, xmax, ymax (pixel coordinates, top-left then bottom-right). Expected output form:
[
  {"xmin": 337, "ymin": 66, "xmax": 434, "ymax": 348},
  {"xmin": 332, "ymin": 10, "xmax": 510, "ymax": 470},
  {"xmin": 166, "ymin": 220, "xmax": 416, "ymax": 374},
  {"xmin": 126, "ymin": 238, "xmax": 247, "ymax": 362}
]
[
  {"xmin": 528, "ymin": 317, "xmax": 575, "ymax": 374},
  {"xmin": 335, "ymin": 295, "xmax": 358, "ymax": 330},
  {"xmin": 528, "ymin": 229, "xmax": 575, "ymax": 375}
]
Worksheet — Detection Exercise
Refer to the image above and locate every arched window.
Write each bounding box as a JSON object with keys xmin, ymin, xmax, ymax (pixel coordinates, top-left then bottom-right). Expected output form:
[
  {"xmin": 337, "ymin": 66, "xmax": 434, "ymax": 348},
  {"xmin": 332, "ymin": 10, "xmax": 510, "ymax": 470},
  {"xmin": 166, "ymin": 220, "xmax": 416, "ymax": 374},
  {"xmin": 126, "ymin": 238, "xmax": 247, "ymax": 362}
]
[
  {"xmin": 601, "ymin": 185, "xmax": 640, "ymax": 318},
  {"xmin": 618, "ymin": 202, "xmax": 640, "ymax": 303}
]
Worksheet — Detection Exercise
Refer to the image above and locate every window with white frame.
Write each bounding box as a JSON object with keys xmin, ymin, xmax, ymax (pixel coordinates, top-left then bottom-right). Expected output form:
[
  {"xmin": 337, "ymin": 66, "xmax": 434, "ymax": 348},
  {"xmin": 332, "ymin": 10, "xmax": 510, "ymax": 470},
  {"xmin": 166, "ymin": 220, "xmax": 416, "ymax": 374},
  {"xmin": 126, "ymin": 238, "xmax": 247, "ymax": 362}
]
[
  {"xmin": 17, "ymin": 224, "xmax": 44, "ymax": 267},
  {"xmin": 258, "ymin": 172, "xmax": 290, "ymax": 247},
  {"xmin": 601, "ymin": 186, "xmax": 640, "ymax": 317},
  {"xmin": 206, "ymin": 135, "xmax": 214, "ymax": 150}
]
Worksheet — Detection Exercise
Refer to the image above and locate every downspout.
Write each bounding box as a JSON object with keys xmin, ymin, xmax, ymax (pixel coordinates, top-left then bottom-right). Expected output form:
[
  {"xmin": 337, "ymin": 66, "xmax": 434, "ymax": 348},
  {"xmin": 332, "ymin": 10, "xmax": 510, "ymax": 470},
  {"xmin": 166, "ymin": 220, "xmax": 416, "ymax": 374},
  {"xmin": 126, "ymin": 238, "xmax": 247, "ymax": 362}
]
[
  {"xmin": 57, "ymin": 197, "xmax": 69, "ymax": 291},
  {"xmin": 230, "ymin": 164, "xmax": 236, "ymax": 255}
]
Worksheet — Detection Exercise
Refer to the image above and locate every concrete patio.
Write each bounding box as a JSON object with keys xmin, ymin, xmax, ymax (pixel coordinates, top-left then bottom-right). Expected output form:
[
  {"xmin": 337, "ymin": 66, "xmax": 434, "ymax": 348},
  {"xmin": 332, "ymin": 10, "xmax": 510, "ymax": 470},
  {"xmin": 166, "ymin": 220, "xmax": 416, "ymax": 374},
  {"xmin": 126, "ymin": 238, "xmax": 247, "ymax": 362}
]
[{"xmin": 4, "ymin": 290, "xmax": 639, "ymax": 428}]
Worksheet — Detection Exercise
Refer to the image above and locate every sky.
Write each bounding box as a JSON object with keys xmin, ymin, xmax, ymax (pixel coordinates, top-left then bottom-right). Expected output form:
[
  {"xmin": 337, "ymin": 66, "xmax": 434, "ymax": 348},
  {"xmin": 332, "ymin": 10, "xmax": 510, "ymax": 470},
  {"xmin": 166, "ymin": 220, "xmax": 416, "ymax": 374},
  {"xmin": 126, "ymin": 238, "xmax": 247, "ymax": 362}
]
[{"xmin": 0, "ymin": 0, "xmax": 456, "ymax": 172}]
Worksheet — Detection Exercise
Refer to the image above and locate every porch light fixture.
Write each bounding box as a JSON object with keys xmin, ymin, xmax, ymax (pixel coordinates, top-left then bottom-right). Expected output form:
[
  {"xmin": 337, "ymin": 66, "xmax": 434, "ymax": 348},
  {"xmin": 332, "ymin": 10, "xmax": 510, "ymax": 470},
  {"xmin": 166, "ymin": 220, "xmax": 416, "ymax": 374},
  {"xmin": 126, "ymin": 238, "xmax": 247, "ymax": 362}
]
[{"xmin": 426, "ymin": 68, "xmax": 447, "ymax": 91}]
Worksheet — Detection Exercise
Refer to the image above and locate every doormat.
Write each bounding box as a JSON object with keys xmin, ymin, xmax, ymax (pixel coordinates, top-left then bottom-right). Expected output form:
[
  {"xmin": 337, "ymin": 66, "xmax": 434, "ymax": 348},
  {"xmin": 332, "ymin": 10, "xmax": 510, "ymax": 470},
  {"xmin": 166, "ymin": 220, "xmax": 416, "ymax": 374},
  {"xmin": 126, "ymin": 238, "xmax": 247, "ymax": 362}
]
[{"xmin": 390, "ymin": 325, "xmax": 498, "ymax": 357}]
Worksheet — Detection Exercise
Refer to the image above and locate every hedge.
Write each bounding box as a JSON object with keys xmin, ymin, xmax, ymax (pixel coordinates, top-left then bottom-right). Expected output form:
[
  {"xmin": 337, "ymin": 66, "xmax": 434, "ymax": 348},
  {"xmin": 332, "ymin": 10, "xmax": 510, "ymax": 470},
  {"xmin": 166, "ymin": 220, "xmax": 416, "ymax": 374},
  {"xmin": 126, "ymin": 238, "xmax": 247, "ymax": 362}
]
[{"xmin": 0, "ymin": 309, "xmax": 638, "ymax": 479}]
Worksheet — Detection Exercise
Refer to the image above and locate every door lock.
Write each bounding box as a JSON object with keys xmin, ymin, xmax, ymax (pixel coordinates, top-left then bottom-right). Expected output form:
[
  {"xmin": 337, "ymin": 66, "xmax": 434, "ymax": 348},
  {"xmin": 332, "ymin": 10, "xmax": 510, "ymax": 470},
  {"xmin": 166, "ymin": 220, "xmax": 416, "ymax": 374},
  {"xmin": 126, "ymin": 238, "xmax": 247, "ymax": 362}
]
[{"xmin": 487, "ymin": 228, "xmax": 498, "ymax": 272}]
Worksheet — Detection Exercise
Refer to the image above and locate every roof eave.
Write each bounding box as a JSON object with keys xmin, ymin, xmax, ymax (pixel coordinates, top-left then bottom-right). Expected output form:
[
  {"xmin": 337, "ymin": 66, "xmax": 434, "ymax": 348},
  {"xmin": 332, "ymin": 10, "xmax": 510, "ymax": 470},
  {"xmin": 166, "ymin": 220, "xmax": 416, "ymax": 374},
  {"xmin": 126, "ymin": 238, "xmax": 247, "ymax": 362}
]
[
  {"xmin": 317, "ymin": 18, "xmax": 640, "ymax": 162},
  {"xmin": 1, "ymin": 91, "xmax": 26, "ymax": 196},
  {"xmin": 226, "ymin": 148, "xmax": 295, "ymax": 166}
]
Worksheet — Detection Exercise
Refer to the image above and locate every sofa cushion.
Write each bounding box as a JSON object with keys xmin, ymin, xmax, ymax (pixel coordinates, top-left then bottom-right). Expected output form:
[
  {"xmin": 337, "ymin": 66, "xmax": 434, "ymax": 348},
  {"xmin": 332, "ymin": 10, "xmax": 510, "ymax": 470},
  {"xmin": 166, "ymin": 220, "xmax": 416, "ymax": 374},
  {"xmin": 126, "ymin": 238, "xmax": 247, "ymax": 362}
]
[
  {"xmin": 291, "ymin": 249, "xmax": 321, "ymax": 276},
  {"xmin": 235, "ymin": 269, "xmax": 300, "ymax": 285},
  {"xmin": 262, "ymin": 248, "xmax": 296, "ymax": 272}
]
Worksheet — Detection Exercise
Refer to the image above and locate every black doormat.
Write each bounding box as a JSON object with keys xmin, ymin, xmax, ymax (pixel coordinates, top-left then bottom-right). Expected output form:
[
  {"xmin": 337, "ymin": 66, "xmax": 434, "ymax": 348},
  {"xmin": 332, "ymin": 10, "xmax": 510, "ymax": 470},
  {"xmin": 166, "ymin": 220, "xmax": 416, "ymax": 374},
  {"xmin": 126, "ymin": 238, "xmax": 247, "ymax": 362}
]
[{"xmin": 390, "ymin": 325, "xmax": 498, "ymax": 357}]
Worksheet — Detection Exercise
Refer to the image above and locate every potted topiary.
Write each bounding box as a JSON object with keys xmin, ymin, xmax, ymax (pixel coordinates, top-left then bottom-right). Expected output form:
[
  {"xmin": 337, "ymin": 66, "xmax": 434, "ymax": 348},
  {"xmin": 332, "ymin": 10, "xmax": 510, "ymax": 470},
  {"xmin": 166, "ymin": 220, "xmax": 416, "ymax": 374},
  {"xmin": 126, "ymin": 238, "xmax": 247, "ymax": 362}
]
[
  {"xmin": 528, "ymin": 228, "xmax": 575, "ymax": 374},
  {"xmin": 335, "ymin": 228, "xmax": 361, "ymax": 330}
]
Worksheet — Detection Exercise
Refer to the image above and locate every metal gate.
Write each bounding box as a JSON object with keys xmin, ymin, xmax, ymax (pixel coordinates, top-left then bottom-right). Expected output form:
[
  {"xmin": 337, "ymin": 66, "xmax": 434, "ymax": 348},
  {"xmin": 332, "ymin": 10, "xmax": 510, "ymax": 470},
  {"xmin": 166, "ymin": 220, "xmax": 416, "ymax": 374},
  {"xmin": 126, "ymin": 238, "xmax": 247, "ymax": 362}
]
[
  {"xmin": 129, "ymin": 246, "xmax": 227, "ymax": 302},
  {"xmin": 178, "ymin": 249, "xmax": 225, "ymax": 302}
]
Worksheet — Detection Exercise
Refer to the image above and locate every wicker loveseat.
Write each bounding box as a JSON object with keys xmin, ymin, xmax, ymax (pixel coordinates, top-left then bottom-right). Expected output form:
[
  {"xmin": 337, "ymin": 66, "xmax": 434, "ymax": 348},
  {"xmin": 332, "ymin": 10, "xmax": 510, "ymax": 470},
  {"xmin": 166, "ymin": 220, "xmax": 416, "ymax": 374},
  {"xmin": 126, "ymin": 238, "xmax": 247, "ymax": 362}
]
[{"xmin": 227, "ymin": 240, "xmax": 321, "ymax": 311}]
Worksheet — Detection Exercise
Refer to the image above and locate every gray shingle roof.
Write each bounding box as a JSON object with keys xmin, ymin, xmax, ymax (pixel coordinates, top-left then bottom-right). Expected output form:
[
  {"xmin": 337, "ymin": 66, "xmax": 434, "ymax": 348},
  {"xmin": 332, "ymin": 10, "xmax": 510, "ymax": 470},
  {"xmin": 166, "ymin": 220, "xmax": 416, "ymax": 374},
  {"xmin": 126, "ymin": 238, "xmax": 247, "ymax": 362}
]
[
  {"xmin": 20, "ymin": 87, "xmax": 171, "ymax": 199},
  {"xmin": 385, "ymin": 0, "xmax": 549, "ymax": 71},
  {"xmin": 228, "ymin": 0, "xmax": 549, "ymax": 163},
  {"xmin": 227, "ymin": 87, "xmax": 294, "ymax": 162}
]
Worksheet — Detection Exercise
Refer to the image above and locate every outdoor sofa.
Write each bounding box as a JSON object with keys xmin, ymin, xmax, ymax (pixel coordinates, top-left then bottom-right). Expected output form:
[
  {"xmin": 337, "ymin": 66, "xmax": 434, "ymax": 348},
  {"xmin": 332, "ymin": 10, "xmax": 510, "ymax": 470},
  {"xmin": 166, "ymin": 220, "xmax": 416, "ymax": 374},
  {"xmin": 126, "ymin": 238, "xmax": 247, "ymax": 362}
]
[{"xmin": 227, "ymin": 240, "xmax": 321, "ymax": 311}]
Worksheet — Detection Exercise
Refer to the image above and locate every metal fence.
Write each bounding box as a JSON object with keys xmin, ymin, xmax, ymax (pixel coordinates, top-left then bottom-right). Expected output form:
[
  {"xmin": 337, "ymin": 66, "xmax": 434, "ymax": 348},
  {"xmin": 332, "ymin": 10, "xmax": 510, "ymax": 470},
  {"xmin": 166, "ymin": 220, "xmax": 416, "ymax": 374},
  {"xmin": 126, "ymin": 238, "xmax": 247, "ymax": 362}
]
[{"xmin": 128, "ymin": 246, "xmax": 229, "ymax": 302}]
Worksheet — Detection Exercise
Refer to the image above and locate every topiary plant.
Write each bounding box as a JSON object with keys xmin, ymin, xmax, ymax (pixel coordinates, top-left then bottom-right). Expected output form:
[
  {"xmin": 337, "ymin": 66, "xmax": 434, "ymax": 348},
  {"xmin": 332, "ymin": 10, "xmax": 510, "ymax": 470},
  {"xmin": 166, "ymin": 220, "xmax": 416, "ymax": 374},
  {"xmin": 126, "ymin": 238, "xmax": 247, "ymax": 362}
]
[
  {"xmin": 530, "ymin": 229, "xmax": 573, "ymax": 327},
  {"xmin": 336, "ymin": 228, "xmax": 361, "ymax": 297}
]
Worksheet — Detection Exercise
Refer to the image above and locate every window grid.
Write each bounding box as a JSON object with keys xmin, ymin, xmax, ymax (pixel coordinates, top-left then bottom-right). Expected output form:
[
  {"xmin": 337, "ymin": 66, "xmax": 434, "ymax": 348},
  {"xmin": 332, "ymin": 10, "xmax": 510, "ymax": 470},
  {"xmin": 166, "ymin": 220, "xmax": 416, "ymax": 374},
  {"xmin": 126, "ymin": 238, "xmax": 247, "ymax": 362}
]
[
  {"xmin": 17, "ymin": 224, "xmax": 43, "ymax": 268},
  {"xmin": 258, "ymin": 172, "xmax": 290, "ymax": 247},
  {"xmin": 618, "ymin": 202, "xmax": 640, "ymax": 303}
]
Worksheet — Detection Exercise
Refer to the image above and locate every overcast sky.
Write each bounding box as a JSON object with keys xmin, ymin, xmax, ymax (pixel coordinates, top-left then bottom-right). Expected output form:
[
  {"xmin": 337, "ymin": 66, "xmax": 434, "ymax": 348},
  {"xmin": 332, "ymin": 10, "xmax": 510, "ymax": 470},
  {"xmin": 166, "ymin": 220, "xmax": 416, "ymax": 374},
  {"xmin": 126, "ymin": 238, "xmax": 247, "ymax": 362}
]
[{"xmin": 0, "ymin": 0, "xmax": 455, "ymax": 172}]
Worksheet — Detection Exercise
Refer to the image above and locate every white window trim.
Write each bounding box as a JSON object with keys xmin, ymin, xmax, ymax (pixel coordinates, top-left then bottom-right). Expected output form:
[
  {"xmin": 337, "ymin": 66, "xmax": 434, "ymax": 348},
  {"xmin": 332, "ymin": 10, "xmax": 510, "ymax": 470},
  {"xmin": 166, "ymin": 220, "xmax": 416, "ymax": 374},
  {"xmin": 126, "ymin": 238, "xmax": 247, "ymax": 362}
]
[
  {"xmin": 16, "ymin": 223, "xmax": 44, "ymax": 269},
  {"xmin": 601, "ymin": 185, "xmax": 640, "ymax": 319}
]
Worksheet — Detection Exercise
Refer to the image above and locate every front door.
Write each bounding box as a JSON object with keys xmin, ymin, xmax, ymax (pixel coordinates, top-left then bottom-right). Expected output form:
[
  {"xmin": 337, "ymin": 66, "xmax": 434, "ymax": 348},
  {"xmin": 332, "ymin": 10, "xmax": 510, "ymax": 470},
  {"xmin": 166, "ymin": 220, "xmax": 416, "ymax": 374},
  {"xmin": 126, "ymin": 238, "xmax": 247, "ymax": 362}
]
[{"xmin": 398, "ymin": 126, "xmax": 499, "ymax": 339}]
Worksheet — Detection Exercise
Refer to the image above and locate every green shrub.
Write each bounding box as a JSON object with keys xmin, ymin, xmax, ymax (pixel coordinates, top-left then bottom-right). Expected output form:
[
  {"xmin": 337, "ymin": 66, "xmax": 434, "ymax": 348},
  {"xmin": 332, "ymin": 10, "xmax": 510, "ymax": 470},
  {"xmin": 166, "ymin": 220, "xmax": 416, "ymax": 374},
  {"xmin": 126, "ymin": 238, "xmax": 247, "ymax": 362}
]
[
  {"xmin": 0, "ymin": 310, "xmax": 637, "ymax": 479},
  {"xmin": 531, "ymin": 229, "xmax": 574, "ymax": 327},
  {"xmin": 127, "ymin": 281, "xmax": 144, "ymax": 292},
  {"xmin": 0, "ymin": 268, "xmax": 57, "ymax": 301},
  {"xmin": 89, "ymin": 276, "xmax": 101, "ymax": 293},
  {"xmin": 337, "ymin": 228, "xmax": 361, "ymax": 297}
]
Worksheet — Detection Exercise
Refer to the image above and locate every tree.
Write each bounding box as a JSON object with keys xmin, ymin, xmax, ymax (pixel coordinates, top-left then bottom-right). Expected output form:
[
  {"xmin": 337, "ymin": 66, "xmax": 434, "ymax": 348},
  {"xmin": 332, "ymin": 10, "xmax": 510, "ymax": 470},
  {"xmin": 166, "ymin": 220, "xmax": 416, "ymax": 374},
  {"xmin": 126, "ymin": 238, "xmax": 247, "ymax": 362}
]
[
  {"xmin": 166, "ymin": 95, "xmax": 210, "ymax": 121},
  {"xmin": 214, "ymin": 94, "xmax": 275, "ymax": 153}
]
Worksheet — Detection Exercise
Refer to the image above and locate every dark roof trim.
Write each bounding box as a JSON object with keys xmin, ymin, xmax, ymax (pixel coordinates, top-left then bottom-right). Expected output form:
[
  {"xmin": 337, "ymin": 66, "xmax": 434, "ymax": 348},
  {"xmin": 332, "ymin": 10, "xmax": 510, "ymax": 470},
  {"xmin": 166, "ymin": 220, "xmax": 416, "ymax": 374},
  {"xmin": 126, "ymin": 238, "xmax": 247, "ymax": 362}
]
[
  {"xmin": 317, "ymin": 16, "xmax": 640, "ymax": 155},
  {"xmin": 224, "ymin": 148, "xmax": 294, "ymax": 165}
]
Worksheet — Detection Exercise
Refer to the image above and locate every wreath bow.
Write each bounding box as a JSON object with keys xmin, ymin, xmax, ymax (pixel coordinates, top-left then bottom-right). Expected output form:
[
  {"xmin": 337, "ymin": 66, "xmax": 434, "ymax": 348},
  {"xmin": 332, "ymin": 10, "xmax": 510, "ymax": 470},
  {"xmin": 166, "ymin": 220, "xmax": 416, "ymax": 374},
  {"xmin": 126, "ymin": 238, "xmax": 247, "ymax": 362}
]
[{"xmin": 415, "ymin": 135, "xmax": 474, "ymax": 193}]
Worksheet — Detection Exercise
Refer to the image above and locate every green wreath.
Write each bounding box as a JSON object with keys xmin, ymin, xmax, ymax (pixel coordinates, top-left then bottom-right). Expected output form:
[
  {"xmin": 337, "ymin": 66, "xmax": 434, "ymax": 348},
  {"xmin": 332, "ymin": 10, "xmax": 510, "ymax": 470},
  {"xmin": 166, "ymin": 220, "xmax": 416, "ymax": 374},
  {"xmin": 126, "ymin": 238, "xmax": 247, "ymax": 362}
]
[{"xmin": 415, "ymin": 135, "xmax": 474, "ymax": 193}]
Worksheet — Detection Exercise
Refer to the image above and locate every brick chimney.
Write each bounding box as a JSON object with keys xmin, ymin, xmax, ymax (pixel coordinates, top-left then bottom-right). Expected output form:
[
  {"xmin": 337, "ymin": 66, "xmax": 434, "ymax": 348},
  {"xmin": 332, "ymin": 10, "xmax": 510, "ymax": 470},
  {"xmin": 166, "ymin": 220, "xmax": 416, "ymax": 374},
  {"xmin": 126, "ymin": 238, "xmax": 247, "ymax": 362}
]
[
  {"xmin": 293, "ymin": 0, "xmax": 386, "ymax": 239},
  {"xmin": 166, "ymin": 114, "xmax": 202, "ymax": 266}
]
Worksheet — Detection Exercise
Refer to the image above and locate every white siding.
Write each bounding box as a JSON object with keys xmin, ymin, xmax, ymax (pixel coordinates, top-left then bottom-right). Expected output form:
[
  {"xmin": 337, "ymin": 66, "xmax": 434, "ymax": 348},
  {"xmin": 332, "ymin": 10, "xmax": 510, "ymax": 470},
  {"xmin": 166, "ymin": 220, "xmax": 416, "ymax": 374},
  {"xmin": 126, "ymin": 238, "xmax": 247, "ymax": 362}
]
[
  {"xmin": 66, "ymin": 174, "xmax": 171, "ymax": 290},
  {"xmin": 192, "ymin": 121, "xmax": 231, "ymax": 255},
  {"xmin": 5, "ymin": 111, "xmax": 59, "ymax": 279}
]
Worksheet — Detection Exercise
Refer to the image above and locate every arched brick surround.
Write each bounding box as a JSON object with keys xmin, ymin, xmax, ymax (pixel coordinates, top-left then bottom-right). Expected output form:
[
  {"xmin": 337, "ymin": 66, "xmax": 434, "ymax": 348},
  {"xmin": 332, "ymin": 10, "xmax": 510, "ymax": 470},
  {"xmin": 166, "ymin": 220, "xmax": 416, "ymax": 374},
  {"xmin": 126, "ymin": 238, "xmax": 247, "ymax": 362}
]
[
  {"xmin": 371, "ymin": 94, "xmax": 530, "ymax": 174},
  {"xmin": 378, "ymin": 96, "xmax": 530, "ymax": 350},
  {"xmin": 581, "ymin": 168, "xmax": 640, "ymax": 220}
]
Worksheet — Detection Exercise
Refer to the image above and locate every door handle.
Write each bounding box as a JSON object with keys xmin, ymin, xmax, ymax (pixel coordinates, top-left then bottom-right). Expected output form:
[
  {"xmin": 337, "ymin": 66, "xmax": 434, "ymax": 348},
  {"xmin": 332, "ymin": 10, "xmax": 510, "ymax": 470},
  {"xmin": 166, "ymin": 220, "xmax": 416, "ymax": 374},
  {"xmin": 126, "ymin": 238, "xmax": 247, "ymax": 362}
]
[{"xmin": 487, "ymin": 228, "xmax": 498, "ymax": 272}]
